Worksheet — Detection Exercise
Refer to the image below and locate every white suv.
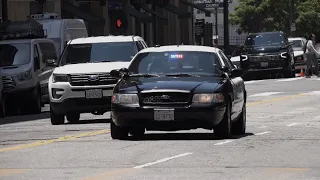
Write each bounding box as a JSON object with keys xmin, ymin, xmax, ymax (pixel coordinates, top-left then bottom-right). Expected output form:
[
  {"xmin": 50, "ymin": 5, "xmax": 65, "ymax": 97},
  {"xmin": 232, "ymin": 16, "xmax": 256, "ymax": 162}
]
[{"xmin": 48, "ymin": 35, "xmax": 148, "ymax": 125}]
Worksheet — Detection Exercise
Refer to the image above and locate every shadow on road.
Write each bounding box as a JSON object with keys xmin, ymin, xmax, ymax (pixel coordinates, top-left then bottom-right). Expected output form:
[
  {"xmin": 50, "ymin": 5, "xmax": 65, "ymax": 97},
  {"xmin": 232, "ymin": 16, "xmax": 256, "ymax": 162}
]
[
  {"xmin": 0, "ymin": 112, "xmax": 50, "ymax": 125},
  {"xmin": 124, "ymin": 132, "xmax": 254, "ymax": 141},
  {"xmin": 65, "ymin": 118, "xmax": 110, "ymax": 124}
]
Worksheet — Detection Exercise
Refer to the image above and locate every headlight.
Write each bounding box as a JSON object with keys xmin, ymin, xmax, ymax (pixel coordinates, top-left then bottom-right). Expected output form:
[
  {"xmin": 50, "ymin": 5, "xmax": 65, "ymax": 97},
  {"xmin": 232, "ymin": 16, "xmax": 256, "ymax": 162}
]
[
  {"xmin": 280, "ymin": 52, "xmax": 288, "ymax": 58},
  {"xmin": 111, "ymin": 93, "xmax": 139, "ymax": 105},
  {"xmin": 192, "ymin": 93, "xmax": 224, "ymax": 104},
  {"xmin": 17, "ymin": 70, "xmax": 32, "ymax": 81},
  {"xmin": 52, "ymin": 74, "xmax": 69, "ymax": 83}
]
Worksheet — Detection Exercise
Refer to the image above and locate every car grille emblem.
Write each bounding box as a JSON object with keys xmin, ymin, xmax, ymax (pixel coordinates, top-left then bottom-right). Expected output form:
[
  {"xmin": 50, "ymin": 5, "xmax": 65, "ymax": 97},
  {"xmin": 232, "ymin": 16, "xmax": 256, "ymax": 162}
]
[
  {"xmin": 160, "ymin": 95, "xmax": 171, "ymax": 100},
  {"xmin": 88, "ymin": 75, "xmax": 99, "ymax": 81}
]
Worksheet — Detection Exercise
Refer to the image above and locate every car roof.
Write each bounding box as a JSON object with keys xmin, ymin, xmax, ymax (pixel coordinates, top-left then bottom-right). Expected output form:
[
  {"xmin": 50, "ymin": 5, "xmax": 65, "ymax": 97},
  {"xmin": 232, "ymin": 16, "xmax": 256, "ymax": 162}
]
[
  {"xmin": 288, "ymin": 37, "xmax": 305, "ymax": 41},
  {"xmin": 69, "ymin": 35, "xmax": 144, "ymax": 44},
  {"xmin": 138, "ymin": 45, "xmax": 221, "ymax": 53}
]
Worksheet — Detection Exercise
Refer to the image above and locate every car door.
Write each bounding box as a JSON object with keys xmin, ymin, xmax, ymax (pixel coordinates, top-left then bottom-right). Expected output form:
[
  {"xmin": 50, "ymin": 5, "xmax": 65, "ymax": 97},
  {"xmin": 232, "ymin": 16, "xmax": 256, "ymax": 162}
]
[
  {"xmin": 219, "ymin": 51, "xmax": 244, "ymax": 119},
  {"xmin": 37, "ymin": 41, "xmax": 58, "ymax": 103}
]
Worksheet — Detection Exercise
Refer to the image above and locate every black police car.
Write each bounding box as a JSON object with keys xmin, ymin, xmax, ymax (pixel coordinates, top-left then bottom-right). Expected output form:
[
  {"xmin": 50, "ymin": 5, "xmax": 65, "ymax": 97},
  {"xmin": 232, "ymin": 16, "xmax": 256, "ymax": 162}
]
[
  {"xmin": 109, "ymin": 45, "xmax": 247, "ymax": 140},
  {"xmin": 239, "ymin": 31, "xmax": 295, "ymax": 79}
]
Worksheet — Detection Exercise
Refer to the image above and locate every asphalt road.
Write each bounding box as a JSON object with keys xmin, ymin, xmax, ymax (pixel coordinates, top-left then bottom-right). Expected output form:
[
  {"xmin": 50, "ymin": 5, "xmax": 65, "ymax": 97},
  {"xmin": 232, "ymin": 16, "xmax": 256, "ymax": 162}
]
[{"xmin": 1, "ymin": 75, "xmax": 320, "ymax": 180}]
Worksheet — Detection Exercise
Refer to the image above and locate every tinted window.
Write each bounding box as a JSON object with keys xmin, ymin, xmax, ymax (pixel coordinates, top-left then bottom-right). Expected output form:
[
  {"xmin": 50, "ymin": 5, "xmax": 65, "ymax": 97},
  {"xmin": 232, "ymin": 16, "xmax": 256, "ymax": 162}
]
[
  {"xmin": 60, "ymin": 42, "xmax": 138, "ymax": 65},
  {"xmin": 289, "ymin": 39, "xmax": 303, "ymax": 50},
  {"xmin": 0, "ymin": 43, "xmax": 31, "ymax": 67},
  {"xmin": 245, "ymin": 33, "xmax": 285, "ymax": 46},
  {"xmin": 38, "ymin": 42, "xmax": 58, "ymax": 62},
  {"xmin": 219, "ymin": 51, "xmax": 234, "ymax": 69},
  {"xmin": 129, "ymin": 51, "xmax": 222, "ymax": 75}
]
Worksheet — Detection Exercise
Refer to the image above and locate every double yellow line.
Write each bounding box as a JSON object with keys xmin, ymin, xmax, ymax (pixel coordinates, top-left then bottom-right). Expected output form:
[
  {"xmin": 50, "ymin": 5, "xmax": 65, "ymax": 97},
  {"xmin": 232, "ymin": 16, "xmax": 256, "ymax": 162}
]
[{"xmin": 0, "ymin": 93, "xmax": 308, "ymax": 153}]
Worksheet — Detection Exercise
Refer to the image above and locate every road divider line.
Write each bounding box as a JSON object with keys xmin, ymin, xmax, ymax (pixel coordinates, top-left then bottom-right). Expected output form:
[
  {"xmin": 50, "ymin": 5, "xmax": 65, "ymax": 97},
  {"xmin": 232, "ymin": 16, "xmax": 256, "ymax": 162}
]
[
  {"xmin": 287, "ymin": 123, "xmax": 299, "ymax": 127},
  {"xmin": 255, "ymin": 131, "xmax": 271, "ymax": 136},
  {"xmin": 0, "ymin": 129, "xmax": 110, "ymax": 153},
  {"xmin": 0, "ymin": 169, "xmax": 28, "ymax": 177},
  {"xmin": 214, "ymin": 140, "xmax": 234, "ymax": 145},
  {"xmin": 133, "ymin": 152, "xmax": 193, "ymax": 169},
  {"xmin": 259, "ymin": 126, "xmax": 269, "ymax": 128},
  {"xmin": 247, "ymin": 93, "xmax": 307, "ymax": 107},
  {"xmin": 249, "ymin": 92, "xmax": 283, "ymax": 97}
]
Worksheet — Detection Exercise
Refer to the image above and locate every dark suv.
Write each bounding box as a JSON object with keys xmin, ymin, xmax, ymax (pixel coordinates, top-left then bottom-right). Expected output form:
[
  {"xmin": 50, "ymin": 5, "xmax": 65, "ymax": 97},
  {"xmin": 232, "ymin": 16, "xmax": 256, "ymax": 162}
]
[{"xmin": 239, "ymin": 31, "xmax": 295, "ymax": 79}]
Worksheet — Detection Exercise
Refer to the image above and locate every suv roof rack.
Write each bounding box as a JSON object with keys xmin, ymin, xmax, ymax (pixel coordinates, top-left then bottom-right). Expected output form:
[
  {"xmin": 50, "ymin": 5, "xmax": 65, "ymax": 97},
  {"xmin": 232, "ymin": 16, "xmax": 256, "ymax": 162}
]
[{"xmin": 0, "ymin": 18, "xmax": 46, "ymax": 40}]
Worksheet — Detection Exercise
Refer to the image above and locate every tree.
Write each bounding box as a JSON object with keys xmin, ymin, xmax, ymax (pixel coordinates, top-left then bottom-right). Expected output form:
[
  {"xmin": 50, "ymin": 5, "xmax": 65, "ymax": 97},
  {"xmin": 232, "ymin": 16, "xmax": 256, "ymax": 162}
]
[
  {"xmin": 230, "ymin": 0, "xmax": 295, "ymax": 34},
  {"xmin": 295, "ymin": 0, "xmax": 320, "ymax": 38}
]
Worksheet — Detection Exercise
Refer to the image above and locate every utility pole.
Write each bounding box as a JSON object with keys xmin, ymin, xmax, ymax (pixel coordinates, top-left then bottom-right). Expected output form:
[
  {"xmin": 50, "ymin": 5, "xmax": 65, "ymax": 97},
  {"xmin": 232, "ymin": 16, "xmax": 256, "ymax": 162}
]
[
  {"xmin": 289, "ymin": 0, "xmax": 295, "ymax": 37},
  {"xmin": 2, "ymin": 0, "xmax": 8, "ymax": 21},
  {"xmin": 215, "ymin": 7, "xmax": 218, "ymax": 35},
  {"xmin": 223, "ymin": 0, "xmax": 229, "ymax": 54}
]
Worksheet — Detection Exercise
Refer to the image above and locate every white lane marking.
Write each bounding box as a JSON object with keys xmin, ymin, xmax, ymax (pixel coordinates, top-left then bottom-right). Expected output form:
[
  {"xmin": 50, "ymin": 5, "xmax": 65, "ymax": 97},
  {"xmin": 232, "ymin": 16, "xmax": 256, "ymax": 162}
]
[
  {"xmin": 276, "ymin": 77, "xmax": 304, "ymax": 82},
  {"xmin": 255, "ymin": 131, "xmax": 271, "ymax": 136},
  {"xmin": 301, "ymin": 91, "xmax": 320, "ymax": 95},
  {"xmin": 244, "ymin": 80, "xmax": 266, "ymax": 84},
  {"xmin": 287, "ymin": 123, "xmax": 299, "ymax": 127},
  {"xmin": 214, "ymin": 140, "xmax": 234, "ymax": 145},
  {"xmin": 259, "ymin": 126, "xmax": 269, "ymax": 128},
  {"xmin": 249, "ymin": 92, "xmax": 283, "ymax": 97},
  {"xmin": 133, "ymin": 152, "xmax": 193, "ymax": 169}
]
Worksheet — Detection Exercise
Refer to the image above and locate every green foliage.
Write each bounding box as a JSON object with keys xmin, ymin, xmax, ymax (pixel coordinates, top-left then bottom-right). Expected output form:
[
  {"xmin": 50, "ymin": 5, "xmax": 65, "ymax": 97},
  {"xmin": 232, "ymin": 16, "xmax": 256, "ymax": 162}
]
[{"xmin": 230, "ymin": 0, "xmax": 320, "ymax": 37}]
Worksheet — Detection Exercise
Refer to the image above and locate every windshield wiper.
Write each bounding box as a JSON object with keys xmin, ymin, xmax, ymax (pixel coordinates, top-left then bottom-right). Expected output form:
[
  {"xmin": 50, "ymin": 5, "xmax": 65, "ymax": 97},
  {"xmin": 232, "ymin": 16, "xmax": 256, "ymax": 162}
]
[
  {"xmin": 130, "ymin": 73, "xmax": 160, "ymax": 77},
  {"xmin": 165, "ymin": 73, "xmax": 200, "ymax": 77}
]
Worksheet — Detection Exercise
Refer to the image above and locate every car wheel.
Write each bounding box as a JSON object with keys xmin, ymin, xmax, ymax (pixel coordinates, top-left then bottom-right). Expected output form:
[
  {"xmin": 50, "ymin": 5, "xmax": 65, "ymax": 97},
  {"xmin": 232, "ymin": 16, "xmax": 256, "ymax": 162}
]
[
  {"xmin": 66, "ymin": 113, "xmax": 80, "ymax": 123},
  {"xmin": 50, "ymin": 108, "xmax": 65, "ymax": 125},
  {"xmin": 283, "ymin": 65, "xmax": 293, "ymax": 78},
  {"xmin": 111, "ymin": 120, "xmax": 128, "ymax": 140},
  {"xmin": 232, "ymin": 102, "xmax": 246, "ymax": 135},
  {"xmin": 214, "ymin": 101, "xmax": 232, "ymax": 139},
  {"xmin": 0, "ymin": 94, "xmax": 5, "ymax": 118},
  {"xmin": 29, "ymin": 89, "xmax": 42, "ymax": 114},
  {"xmin": 130, "ymin": 127, "xmax": 145, "ymax": 138}
]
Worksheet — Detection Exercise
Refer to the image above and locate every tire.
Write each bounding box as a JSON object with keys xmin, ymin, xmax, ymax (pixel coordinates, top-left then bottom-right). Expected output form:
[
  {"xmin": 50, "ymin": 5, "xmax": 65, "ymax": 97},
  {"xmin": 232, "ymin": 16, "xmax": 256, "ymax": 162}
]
[
  {"xmin": 0, "ymin": 94, "xmax": 6, "ymax": 118},
  {"xmin": 232, "ymin": 102, "xmax": 246, "ymax": 135},
  {"xmin": 130, "ymin": 127, "xmax": 145, "ymax": 138},
  {"xmin": 50, "ymin": 108, "xmax": 65, "ymax": 125},
  {"xmin": 214, "ymin": 101, "xmax": 232, "ymax": 139},
  {"xmin": 29, "ymin": 88, "xmax": 42, "ymax": 114},
  {"xmin": 110, "ymin": 120, "xmax": 128, "ymax": 140},
  {"xmin": 283, "ymin": 65, "xmax": 293, "ymax": 78},
  {"xmin": 66, "ymin": 113, "xmax": 80, "ymax": 123}
]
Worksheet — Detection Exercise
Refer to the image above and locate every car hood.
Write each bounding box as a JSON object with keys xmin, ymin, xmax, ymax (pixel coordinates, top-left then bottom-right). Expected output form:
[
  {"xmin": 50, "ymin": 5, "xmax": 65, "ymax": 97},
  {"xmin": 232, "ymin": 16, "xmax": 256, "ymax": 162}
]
[
  {"xmin": 53, "ymin": 62, "xmax": 130, "ymax": 74},
  {"xmin": 293, "ymin": 50, "xmax": 304, "ymax": 57},
  {"xmin": 118, "ymin": 76, "xmax": 224, "ymax": 93},
  {"xmin": 243, "ymin": 45, "xmax": 284, "ymax": 54}
]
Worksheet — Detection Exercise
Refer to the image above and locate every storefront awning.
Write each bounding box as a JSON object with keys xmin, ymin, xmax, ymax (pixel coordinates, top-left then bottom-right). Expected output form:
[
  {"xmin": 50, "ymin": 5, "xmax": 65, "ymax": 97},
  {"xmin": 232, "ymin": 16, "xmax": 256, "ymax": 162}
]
[
  {"xmin": 161, "ymin": 4, "xmax": 191, "ymax": 18},
  {"xmin": 179, "ymin": 0, "xmax": 212, "ymax": 17}
]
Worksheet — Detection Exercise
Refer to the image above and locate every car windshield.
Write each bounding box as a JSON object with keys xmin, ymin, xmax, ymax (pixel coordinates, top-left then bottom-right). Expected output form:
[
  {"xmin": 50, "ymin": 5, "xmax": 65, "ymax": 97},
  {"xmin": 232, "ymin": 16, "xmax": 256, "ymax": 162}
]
[
  {"xmin": 245, "ymin": 34, "xmax": 285, "ymax": 46},
  {"xmin": 0, "ymin": 43, "xmax": 30, "ymax": 67},
  {"xmin": 129, "ymin": 51, "xmax": 222, "ymax": 76},
  {"xmin": 59, "ymin": 42, "xmax": 137, "ymax": 65},
  {"xmin": 289, "ymin": 39, "xmax": 303, "ymax": 50}
]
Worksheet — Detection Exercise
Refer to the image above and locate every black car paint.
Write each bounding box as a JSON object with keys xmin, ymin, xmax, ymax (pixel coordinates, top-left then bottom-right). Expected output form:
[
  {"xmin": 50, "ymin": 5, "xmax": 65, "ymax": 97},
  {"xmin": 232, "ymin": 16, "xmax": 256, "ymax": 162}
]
[
  {"xmin": 239, "ymin": 32, "xmax": 295, "ymax": 78},
  {"xmin": 111, "ymin": 71, "xmax": 246, "ymax": 130}
]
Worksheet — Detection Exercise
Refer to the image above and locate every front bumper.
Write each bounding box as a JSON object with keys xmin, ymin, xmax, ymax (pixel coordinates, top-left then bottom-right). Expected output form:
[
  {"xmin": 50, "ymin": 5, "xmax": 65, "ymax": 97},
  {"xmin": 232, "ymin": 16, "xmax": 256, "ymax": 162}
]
[
  {"xmin": 111, "ymin": 104, "xmax": 226, "ymax": 130},
  {"xmin": 50, "ymin": 97, "xmax": 112, "ymax": 114}
]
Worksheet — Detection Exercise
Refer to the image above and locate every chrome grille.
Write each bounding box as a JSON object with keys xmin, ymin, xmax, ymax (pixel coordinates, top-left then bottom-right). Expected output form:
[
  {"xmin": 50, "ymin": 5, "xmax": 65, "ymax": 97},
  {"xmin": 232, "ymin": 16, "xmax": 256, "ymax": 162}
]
[
  {"xmin": 141, "ymin": 92, "xmax": 190, "ymax": 104},
  {"xmin": 69, "ymin": 73, "xmax": 118, "ymax": 86},
  {"xmin": 249, "ymin": 54, "xmax": 280, "ymax": 61},
  {"xmin": 2, "ymin": 76, "xmax": 16, "ymax": 91}
]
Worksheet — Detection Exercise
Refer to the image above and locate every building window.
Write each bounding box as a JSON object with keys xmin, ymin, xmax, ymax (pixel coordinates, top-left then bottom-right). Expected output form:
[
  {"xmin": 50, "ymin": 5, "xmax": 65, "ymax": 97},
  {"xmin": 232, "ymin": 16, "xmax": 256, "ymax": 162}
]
[{"xmin": 30, "ymin": 1, "xmax": 43, "ymax": 14}]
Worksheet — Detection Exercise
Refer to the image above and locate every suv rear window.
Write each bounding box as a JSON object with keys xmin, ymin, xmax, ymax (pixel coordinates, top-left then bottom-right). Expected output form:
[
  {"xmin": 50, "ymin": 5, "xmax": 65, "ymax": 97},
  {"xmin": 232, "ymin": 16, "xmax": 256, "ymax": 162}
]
[
  {"xmin": 245, "ymin": 33, "xmax": 285, "ymax": 46},
  {"xmin": 59, "ymin": 41, "xmax": 138, "ymax": 65}
]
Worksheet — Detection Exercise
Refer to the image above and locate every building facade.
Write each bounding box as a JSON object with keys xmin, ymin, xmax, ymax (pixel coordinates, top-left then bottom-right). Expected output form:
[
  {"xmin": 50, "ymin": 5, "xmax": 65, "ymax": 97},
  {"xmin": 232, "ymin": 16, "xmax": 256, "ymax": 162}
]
[{"xmin": 1, "ymin": 0, "xmax": 213, "ymax": 46}]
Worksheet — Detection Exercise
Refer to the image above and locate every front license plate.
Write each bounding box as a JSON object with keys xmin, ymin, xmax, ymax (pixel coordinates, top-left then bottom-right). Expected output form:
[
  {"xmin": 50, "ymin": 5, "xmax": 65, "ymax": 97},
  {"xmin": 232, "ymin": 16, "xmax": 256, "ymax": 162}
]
[
  {"xmin": 154, "ymin": 109, "xmax": 174, "ymax": 121},
  {"xmin": 261, "ymin": 62, "xmax": 268, "ymax": 67},
  {"xmin": 85, "ymin": 89, "xmax": 103, "ymax": 99}
]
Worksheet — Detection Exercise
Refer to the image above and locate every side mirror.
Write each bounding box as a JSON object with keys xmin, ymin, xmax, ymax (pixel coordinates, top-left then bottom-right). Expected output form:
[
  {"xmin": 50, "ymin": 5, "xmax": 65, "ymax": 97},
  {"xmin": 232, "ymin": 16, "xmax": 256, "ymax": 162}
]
[
  {"xmin": 110, "ymin": 69, "xmax": 121, "ymax": 78},
  {"xmin": 239, "ymin": 55, "xmax": 249, "ymax": 70},
  {"xmin": 220, "ymin": 66, "xmax": 229, "ymax": 72},
  {"xmin": 231, "ymin": 68, "xmax": 244, "ymax": 77},
  {"xmin": 46, "ymin": 59, "xmax": 57, "ymax": 67}
]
